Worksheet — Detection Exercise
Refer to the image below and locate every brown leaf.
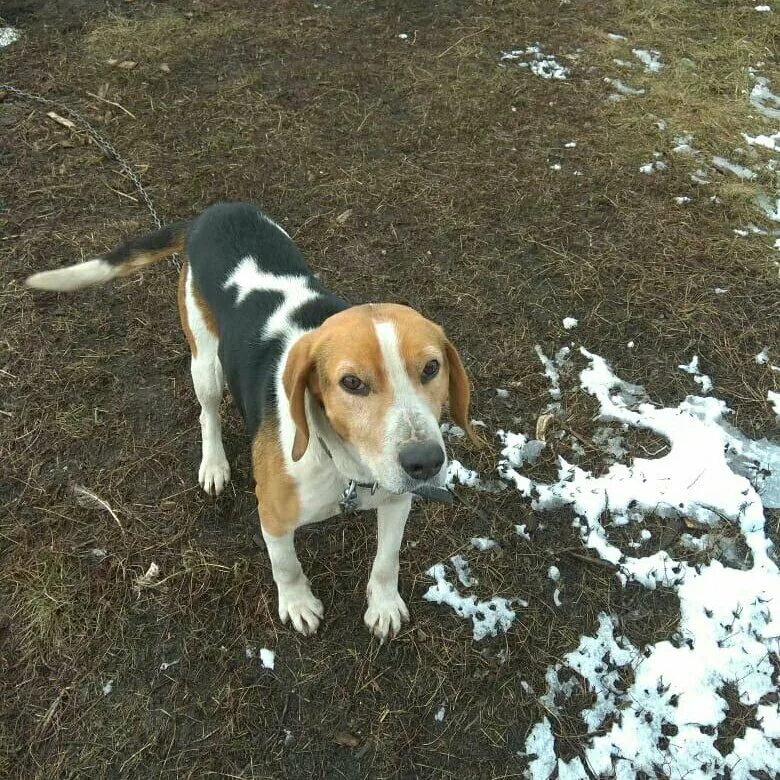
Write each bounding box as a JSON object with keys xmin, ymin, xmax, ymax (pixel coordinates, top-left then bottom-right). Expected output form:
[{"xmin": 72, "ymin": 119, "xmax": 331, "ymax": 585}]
[
  {"xmin": 333, "ymin": 731, "xmax": 360, "ymax": 748},
  {"xmin": 118, "ymin": 60, "xmax": 137, "ymax": 70},
  {"xmin": 535, "ymin": 413, "xmax": 554, "ymax": 442}
]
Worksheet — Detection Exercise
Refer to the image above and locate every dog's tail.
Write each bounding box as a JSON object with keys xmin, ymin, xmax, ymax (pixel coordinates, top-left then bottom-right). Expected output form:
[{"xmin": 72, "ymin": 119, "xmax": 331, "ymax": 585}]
[{"xmin": 25, "ymin": 220, "xmax": 189, "ymax": 292}]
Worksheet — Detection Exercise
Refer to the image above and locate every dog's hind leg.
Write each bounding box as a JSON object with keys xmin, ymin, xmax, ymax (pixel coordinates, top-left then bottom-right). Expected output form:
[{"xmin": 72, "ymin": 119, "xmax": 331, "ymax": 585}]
[{"xmin": 178, "ymin": 263, "xmax": 231, "ymax": 495}]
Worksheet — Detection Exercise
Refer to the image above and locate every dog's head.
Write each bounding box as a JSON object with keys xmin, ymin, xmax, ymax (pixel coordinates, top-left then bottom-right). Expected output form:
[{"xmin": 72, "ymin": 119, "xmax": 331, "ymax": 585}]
[{"xmin": 282, "ymin": 303, "xmax": 477, "ymax": 494}]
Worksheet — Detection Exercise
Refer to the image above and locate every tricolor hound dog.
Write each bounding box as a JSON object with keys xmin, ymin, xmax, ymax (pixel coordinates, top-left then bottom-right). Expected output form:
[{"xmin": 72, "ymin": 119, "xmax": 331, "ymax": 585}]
[{"xmin": 26, "ymin": 201, "xmax": 478, "ymax": 640}]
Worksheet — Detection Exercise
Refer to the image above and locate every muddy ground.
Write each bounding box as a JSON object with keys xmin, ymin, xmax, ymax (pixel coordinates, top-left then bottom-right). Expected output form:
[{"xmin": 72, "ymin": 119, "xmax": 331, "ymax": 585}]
[{"xmin": 1, "ymin": 1, "xmax": 778, "ymax": 778}]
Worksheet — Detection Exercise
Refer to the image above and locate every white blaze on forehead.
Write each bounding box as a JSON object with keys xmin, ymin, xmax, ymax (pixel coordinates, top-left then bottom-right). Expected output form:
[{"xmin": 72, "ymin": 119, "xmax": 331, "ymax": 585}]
[
  {"xmin": 223, "ymin": 255, "xmax": 318, "ymax": 339},
  {"xmin": 374, "ymin": 320, "xmax": 441, "ymax": 443},
  {"xmin": 374, "ymin": 320, "xmax": 416, "ymax": 400}
]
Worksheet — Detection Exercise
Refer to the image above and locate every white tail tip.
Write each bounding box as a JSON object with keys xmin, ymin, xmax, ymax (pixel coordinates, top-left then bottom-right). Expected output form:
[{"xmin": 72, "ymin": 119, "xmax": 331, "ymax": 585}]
[{"xmin": 25, "ymin": 259, "xmax": 118, "ymax": 292}]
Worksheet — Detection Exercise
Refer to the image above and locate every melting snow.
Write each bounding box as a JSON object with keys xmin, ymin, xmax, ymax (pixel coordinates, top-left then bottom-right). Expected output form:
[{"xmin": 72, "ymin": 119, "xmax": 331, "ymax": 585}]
[
  {"xmin": 501, "ymin": 45, "xmax": 570, "ymax": 80},
  {"xmin": 678, "ymin": 354, "xmax": 713, "ymax": 394},
  {"xmin": 749, "ymin": 77, "xmax": 780, "ymax": 120},
  {"xmin": 259, "ymin": 648, "xmax": 275, "ymax": 669},
  {"xmin": 0, "ymin": 27, "xmax": 20, "ymax": 48},
  {"xmin": 471, "ymin": 536, "xmax": 499, "ymax": 551},
  {"xmin": 769, "ymin": 390, "xmax": 780, "ymax": 418},
  {"xmin": 451, "ymin": 553, "xmax": 476, "ymax": 587},
  {"xmin": 632, "ymin": 48, "xmax": 663, "ymax": 73},
  {"xmin": 639, "ymin": 160, "xmax": 667, "ymax": 174},
  {"xmin": 562, "ymin": 316, "xmax": 578, "ymax": 330},
  {"xmin": 424, "ymin": 563, "xmax": 517, "ymax": 640},
  {"xmin": 712, "ymin": 156, "xmax": 757, "ymax": 181},
  {"xmin": 604, "ymin": 77, "xmax": 645, "ymax": 96},
  {"xmin": 743, "ymin": 130, "xmax": 780, "ymax": 151},
  {"xmin": 494, "ymin": 347, "xmax": 780, "ymax": 779}
]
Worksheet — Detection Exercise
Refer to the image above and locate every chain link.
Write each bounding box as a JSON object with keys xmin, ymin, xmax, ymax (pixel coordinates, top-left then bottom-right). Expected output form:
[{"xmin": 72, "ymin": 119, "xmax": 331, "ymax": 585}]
[{"xmin": 0, "ymin": 83, "xmax": 162, "ymax": 229}]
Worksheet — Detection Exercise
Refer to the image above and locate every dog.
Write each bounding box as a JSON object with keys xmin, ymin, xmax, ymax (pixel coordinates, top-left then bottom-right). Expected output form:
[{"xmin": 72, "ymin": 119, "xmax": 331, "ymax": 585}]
[{"xmin": 25, "ymin": 201, "xmax": 477, "ymax": 639}]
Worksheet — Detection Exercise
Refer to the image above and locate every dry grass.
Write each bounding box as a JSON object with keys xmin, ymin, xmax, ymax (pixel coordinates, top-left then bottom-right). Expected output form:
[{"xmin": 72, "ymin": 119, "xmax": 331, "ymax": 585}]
[{"xmin": 1, "ymin": 0, "xmax": 778, "ymax": 777}]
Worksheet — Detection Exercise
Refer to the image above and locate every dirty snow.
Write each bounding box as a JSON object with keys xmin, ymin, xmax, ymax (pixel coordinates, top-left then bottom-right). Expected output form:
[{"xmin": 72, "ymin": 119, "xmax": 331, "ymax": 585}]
[
  {"xmin": 501, "ymin": 347, "xmax": 780, "ymax": 779},
  {"xmin": 470, "ymin": 536, "xmax": 499, "ymax": 551},
  {"xmin": 434, "ymin": 705, "xmax": 446, "ymax": 722},
  {"xmin": 0, "ymin": 27, "xmax": 20, "ymax": 48},
  {"xmin": 756, "ymin": 347, "xmax": 770, "ymax": 364},
  {"xmin": 501, "ymin": 45, "xmax": 570, "ymax": 81},
  {"xmin": 451, "ymin": 554, "xmax": 476, "ymax": 587},
  {"xmin": 604, "ymin": 77, "xmax": 645, "ymax": 97},
  {"xmin": 632, "ymin": 48, "xmax": 663, "ymax": 73},
  {"xmin": 101, "ymin": 680, "xmax": 114, "ymax": 696},
  {"xmin": 712, "ymin": 155, "xmax": 757, "ymax": 181},
  {"xmin": 423, "ymin": 563, "xmax": 517, "ymax": 640},
  {"xmin": 742, "ymin": 130, "xmax": 780, "ymax": 151},
  {"xmin": 769, "ymin": 390, "xmax": 780, "ymax": 418},
  {"xmin": 429, "ymin": 343, "xmax": 780, "ymax": 776},
  {"xmin": 639, "ymin": 160, "xmax": 667, "ymax": 174},
  {"xmin": 749, "ymin": 77, "xmax": 780, "ymax": 120},
  {"xmin": 674, "ymin": 195, "xmax": 691, "ymax": 204},
  {"xmin": 678, "ymin": 354, "xmax": 713, "ymax": 394}
]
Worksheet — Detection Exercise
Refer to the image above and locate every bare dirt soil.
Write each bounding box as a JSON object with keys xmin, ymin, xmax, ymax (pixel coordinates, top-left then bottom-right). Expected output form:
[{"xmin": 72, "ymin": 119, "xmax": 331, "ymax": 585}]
[{"xmin": 1, "ymin": 1, "xmax": 777, "ymax": 778}]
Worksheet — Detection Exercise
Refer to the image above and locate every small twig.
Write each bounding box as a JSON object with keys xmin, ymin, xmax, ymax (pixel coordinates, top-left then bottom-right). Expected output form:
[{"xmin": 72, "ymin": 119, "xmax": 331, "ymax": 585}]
[
  {"xmin": 45, "ymin": 111, "xmax": 76, "ymax": 130},
  {"xmin": 85, "ymin": 91, "xmax": 137, "ymax": 119},
  {"xmin": 73, "ymin": 484, "xmax": 125, "ymax": 535},
  {"xmin": 437, "ymin": 27, "xmax": 489, "ymax": 59},
  {"xmin": 561, "ymin": 549, "xmax": 616, "ymax": 570}
]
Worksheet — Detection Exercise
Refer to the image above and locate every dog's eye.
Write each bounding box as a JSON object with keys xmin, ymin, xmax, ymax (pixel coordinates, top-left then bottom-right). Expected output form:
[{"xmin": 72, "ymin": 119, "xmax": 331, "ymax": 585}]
[
  {"xmin": 421, "ymin": 359, "xmax": 440, "ymax": 382},
  {"xmin": 340, "ymin": 375, "xmax": 369, "ymax": 395}
]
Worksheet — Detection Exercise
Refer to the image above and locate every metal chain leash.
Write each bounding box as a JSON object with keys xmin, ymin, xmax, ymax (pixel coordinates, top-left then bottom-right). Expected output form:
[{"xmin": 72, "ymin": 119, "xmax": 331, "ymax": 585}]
[{"xmin": 0, "ymin": 83, "xmax": 163, "ymax": 229}]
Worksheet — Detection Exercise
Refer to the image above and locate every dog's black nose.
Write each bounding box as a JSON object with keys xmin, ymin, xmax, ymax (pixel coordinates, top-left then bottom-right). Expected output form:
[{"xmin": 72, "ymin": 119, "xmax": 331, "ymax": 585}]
[{"xmin": 399, "ymin": 441, "xmax": 445, "ymax": 481}]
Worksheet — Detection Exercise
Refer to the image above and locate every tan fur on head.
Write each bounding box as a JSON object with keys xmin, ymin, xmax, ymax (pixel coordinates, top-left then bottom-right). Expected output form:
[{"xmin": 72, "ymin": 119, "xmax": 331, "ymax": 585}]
[{"xmin": 282, "ymin": 304, "xmax": 477, "ymax": 465}]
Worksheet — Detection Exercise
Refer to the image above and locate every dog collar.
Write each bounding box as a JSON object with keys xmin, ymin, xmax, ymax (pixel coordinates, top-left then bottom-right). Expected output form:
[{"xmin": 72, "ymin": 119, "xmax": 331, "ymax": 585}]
[
  {"xmin": 317, "ymin": 435, "xmax": 379, "ymax": 514},
  {"xmin": 316, "ymin": 436, "xmax": 454, "ymax": 512}
]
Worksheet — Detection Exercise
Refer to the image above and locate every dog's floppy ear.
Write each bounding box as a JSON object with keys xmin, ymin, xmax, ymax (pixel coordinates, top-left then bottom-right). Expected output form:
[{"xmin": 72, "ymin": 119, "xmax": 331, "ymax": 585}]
[
  {"xmin": 443, "ymin": 338, "xmax": 481, "ymax": 446},
  {"xmin": 282, "ymin": 332, "xmax": 316, "ymax": 461}
]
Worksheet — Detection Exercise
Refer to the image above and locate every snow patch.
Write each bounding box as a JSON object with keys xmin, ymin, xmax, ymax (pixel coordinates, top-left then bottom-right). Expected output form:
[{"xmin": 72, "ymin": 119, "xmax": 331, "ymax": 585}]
[
  {"xmin": 259, "ymin": 648, "xmax": 275, "ymax": 670},
  {"xmin": 562, "ymin": 316, "xmax": 578, "ymax": 330},
  {"xmin": 503, "ymin": 348, "xmax": 780, "ymax": 779},
  {"xmin": 712, "ymin": 156, "xmax": 757, "ymax": 180},
  {"xmin": 0, "ymin": 27, "xmax": 20, "ymax": 48},
  {"xmin": 678, "ymin": 354, "xmax": 713, "ymax": 394},
  {"xmin": 501, "ymin": 44, "xmax": 569, "ymax": 80},
  {"xmin": 424, "ymin": 563, "xmax": 517, "ymax": 640},
  {"xmin": 632, "ymin": 48, "xmax": 663, "ymax": 73}
]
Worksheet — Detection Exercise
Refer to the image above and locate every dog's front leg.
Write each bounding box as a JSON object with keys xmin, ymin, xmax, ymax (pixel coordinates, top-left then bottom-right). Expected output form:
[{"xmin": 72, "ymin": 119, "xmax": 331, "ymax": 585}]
[
  {"xmin": 262, "ymin": 526, "xmax": 324, "ymax": 635},
  {"xmin": 364, "ymin": 493, "xmax": 412, "ymax": 640}
]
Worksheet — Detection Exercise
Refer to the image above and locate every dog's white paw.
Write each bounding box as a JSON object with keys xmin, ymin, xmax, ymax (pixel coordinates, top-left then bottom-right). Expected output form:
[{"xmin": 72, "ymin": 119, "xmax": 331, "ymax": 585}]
[
  {"xmin": 278, "ymin": 583, "xmax": 324, "ymax": 636},
  {"xmin": 364, "ymin": 589, "xmax": 410, "ymax": 641},
  {"xmin": 199, "ymin": 455, "xmax": 231, "ymax": 496}
]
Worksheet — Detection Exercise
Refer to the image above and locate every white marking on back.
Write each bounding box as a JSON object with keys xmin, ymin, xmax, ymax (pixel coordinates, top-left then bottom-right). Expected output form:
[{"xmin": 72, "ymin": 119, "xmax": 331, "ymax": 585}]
[
  {"xmin": 222, "ymin": 255, "xmax": 318, "ymax": 340},
  {"xmin": 25, "ymin": 258, "xmax": 117, "ymax": 291}
]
